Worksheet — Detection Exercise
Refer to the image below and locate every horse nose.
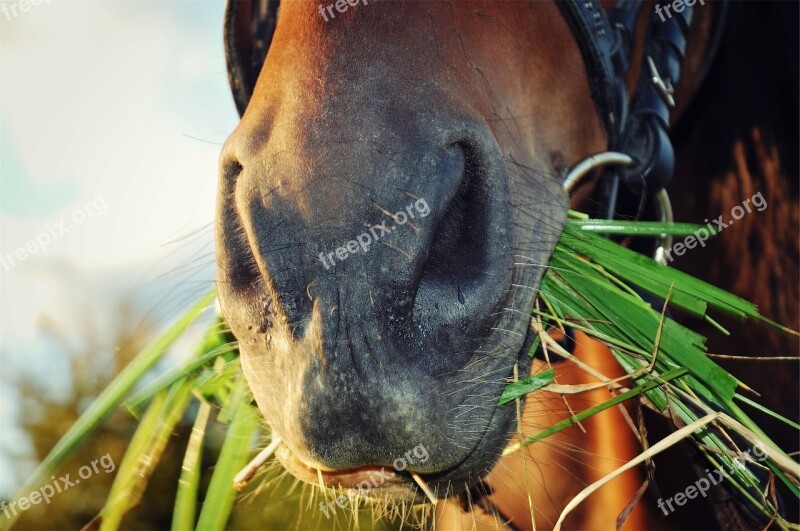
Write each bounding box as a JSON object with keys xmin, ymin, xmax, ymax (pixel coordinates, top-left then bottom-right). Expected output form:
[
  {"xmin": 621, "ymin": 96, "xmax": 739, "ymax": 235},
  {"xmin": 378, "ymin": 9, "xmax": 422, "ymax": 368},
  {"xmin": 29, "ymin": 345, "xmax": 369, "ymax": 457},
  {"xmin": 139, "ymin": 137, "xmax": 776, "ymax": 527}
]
[
  {"xmin": 218, "ymin": 115, "xmax": 520, "ymax": 470},
  {"xmin": 218, "ymin": 113, "xmax": 513, "ymax": 356}
]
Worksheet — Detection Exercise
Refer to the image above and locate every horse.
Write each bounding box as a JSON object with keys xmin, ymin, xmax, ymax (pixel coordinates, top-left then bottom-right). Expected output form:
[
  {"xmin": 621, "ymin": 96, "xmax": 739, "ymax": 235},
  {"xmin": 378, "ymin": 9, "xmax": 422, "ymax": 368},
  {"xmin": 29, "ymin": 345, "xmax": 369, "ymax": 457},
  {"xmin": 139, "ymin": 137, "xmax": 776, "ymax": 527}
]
[{"xmin": 216, "ymin": 0, "xmax": 798, "ymax": 528}]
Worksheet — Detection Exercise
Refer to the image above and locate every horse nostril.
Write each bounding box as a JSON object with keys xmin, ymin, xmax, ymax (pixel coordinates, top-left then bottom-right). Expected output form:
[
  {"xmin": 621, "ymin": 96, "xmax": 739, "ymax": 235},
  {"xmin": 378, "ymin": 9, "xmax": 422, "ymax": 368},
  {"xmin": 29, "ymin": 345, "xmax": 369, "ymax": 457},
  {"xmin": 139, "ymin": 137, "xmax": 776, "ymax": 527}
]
[
  {"xmin": 219, "ymin": 145, "xmax": 244, "ymax": 191},
  {"xmin": 223, "ymin": 159, "xmax": 243, "ymax": 183},
  {"xmin": 424, "ymin": 141, "xmax": 490, "ymax": 293},
  {"xmin": 412, "ymin": 138, "xmax": 510, "ymax": 343}
]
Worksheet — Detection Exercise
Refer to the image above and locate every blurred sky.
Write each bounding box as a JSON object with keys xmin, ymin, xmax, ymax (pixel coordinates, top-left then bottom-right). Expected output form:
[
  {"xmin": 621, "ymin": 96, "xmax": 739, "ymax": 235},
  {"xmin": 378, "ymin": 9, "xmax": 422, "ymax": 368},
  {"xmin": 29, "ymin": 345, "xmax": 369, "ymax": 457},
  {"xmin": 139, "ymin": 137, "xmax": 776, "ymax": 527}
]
[{"xmin": 0, "ymin": 0, "xmax": 237, "ymax": 496}]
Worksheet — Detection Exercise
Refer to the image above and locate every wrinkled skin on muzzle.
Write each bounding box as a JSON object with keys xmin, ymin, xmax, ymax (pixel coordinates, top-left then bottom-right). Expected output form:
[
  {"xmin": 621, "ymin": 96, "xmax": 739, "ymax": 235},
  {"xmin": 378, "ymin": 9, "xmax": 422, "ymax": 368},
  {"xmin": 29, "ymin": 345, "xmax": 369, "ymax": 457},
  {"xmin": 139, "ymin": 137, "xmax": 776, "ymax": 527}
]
[{"xmin": 216, "ymin": 0, "xmax": 606, "ymax": 499}]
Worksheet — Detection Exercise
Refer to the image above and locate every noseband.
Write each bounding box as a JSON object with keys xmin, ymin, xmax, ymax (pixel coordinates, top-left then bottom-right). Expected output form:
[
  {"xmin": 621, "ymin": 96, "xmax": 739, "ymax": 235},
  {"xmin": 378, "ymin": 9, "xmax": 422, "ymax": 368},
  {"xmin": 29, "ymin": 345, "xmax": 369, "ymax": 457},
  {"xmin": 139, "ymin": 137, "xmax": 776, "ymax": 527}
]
[{"xmin": 224, "ymin": 0, "xmax": 727, "ymax": 258}]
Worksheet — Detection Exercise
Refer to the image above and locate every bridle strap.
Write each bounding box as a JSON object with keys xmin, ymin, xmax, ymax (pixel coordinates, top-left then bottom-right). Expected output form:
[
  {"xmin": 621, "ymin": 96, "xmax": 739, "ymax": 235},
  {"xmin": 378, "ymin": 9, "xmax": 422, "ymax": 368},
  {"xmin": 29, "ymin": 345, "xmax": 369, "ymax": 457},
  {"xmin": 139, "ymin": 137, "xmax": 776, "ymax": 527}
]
[
  {"xmin": 555, "ymin": 1, "xmax": 630, "ymax": 149},
  {"xmin": 559, "ymin": 0, "xmax": 728, "ymax": 204},
  {"xmin": 617, "ymin": 1, "xmax": 695, "ymax": 194}
]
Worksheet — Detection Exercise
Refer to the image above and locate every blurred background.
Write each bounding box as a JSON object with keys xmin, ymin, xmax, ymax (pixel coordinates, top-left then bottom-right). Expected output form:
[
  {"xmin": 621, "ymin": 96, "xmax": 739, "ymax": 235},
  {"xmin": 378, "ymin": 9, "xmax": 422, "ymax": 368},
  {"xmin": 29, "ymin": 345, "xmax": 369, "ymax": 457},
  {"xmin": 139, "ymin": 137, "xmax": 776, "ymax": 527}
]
[{"xmin": 0, "ymin": 1, "xmax": 297, "ymax": 528}]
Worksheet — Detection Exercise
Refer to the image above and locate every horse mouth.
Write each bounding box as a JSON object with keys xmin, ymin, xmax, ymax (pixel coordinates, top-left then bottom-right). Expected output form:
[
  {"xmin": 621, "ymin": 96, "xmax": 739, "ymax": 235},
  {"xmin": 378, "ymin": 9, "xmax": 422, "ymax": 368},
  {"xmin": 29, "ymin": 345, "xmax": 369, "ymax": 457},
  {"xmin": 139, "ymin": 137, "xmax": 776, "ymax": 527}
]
[{"xmin": 275, "ymin": 445, "xmax": 425, "ymax": 502}]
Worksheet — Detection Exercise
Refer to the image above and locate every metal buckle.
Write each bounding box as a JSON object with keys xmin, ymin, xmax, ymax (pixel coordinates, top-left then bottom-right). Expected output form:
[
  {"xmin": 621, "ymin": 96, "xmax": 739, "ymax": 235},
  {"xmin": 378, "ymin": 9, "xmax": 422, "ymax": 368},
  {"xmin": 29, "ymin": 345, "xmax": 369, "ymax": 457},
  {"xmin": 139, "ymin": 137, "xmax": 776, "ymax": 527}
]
[{"xmin": 647, "ymin": 56, "xmax": 676, "ymax": 108}]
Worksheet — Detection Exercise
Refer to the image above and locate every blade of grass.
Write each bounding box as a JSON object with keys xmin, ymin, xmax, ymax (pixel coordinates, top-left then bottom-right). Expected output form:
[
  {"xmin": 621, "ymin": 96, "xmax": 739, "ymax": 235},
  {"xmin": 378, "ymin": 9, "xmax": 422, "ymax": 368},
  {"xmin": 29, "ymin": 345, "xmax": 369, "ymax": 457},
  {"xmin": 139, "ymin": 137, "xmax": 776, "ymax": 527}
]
[
  {"xmin": 559, "ymin": 223, "xmax": 760, "ymax": 319},
  {"xmin": 99, "ymin": 379, "xmax": 194, "ymax": 530},
  {"xmin": 547, "ymin": 251, "xmax": 737, "ymax": 403},
  {"xmin": 126, "ymin": 340, "xmax": 237, "ymax": 413},
  {"xmin": 498, "ymin": 369, "xmax": 555, "ymax": 405},
  {"xmin": 195, "ymin": 376, "xmax": 260, "ymax": 531},
  {"xmin": 734, "ymin": 394, "xmax": 800, "ymax": 431},
  {"xmin": 172, "ymin": 399, "xmax": 212, "ymax": 531},
  {"xmin": 504, "ymin": 368, "xmax": 688, "ymax": 455},
  {"xmin": 554, "ymin": 412, "xmax": 724, "ymax": 531},
  {"xmin": 569, "ymin": 219, "xmax": 709, "ymax": 236}
]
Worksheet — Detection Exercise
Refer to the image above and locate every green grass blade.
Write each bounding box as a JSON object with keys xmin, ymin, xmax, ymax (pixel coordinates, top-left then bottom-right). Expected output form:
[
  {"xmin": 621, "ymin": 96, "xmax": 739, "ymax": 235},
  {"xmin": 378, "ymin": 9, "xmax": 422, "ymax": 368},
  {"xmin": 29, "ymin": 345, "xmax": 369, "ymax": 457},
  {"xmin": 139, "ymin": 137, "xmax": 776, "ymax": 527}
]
[
  {"xmin": 172, "ymin": 399, "xmax": 212, "ymax": 531},
  {"xmin": 559, "ymin": 223, "xmax": 759, "ymax": 319},
  {"xmin": 126, "ymin": 338, "xmax": 237, "ymax": 413},
  {"xmin": 100, "ymin": 380, "xmax": 194, "ymax": 530},
  {"xmin": 515, "ymin": 369, "xmax": 688, "ymax": 449},
  {"xmin": 498, "ymin": 369, "xmax": 555, "ymax": 405},
  {"xmin": 569, "ymin": 219, "xmax": 709, "ymax": 236},
  {"xmin": 547, "ymin": 251, "xmax": 737, "ymax": 403},
  {"xmin": 734, "ymin": 394, "xmax": 800, "ymax": 431},
  {"xmin": 195, "ymin": 376, "xmax": 260, "ymax": 531}
]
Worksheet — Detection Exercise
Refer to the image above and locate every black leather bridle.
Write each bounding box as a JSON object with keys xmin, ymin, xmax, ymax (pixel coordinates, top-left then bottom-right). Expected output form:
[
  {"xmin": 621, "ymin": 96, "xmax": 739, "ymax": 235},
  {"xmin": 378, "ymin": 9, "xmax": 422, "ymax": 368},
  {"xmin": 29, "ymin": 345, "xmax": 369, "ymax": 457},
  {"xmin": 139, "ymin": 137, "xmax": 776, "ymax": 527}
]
[
  {"xmin": 224, "ymin": 0, "xmax": 278, "ymax": 118},
  {"xmin": 224, "ymin": 0, "xmax": 728, "ymax": 259},
  {"xmin": 559, "ymin": 0, "xmax": 727, "ymax": 256},
  {"xmin": 560, "ymin": 0, "xmax": 697, "ymax": 194}
]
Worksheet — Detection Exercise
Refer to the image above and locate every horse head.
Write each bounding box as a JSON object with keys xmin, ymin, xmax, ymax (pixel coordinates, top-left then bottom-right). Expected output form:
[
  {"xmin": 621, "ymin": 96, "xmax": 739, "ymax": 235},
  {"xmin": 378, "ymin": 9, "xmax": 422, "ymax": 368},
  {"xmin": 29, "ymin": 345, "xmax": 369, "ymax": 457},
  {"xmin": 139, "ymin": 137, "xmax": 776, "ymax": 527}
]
[{"xmin": 216, "ymin": 0, "xmax": 719, "ymax": 504}]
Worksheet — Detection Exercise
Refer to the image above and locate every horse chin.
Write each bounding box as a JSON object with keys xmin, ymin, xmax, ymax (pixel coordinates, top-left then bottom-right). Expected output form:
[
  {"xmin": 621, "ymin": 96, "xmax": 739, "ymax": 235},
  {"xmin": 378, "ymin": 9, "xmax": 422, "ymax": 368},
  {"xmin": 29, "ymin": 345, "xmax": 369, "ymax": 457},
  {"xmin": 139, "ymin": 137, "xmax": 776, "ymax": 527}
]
[{"xmin": 261, "ymin": 321, "xmax": 533, "ymax": 503}]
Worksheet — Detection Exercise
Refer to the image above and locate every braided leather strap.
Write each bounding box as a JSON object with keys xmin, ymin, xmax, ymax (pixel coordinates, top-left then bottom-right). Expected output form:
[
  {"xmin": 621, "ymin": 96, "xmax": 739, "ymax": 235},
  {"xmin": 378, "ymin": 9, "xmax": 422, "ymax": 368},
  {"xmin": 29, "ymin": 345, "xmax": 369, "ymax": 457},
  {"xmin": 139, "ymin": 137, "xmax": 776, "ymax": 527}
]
[
  {"xmin": 558, "ymin": 0, "xmax": 704, "ymax": 197},
  {"xmin": 617, "ymin": 1, "xmax": 696, "ymax": 194}
]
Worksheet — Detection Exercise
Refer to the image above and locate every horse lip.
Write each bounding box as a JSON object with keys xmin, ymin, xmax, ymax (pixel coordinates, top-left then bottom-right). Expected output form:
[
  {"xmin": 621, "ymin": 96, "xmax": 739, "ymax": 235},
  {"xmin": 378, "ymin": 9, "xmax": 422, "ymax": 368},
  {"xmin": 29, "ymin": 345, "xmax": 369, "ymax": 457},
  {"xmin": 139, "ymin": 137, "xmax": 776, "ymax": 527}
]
[{"xmin": 275, "ymin": 445, "xmax": 416, "ymax": 498}]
